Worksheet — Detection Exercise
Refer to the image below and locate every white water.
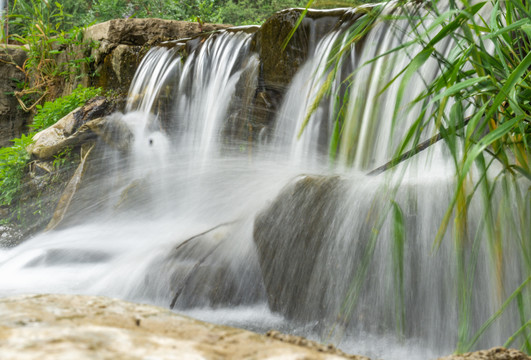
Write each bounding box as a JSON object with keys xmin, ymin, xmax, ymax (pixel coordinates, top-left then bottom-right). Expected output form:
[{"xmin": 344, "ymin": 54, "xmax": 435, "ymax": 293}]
[{"xmin": 1, "ymin": 6, "xmax": 530, "ymax": 360}]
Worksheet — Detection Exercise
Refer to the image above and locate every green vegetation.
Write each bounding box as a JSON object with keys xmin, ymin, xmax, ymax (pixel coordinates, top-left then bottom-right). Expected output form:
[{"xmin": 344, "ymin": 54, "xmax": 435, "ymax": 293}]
[
  {"xmin": 0, "ymin": 85, "xmax": 101, "ymax": 212},
  {"xmin": 5, "ymin": 0, "xmax": 314, "ymax": 30},
  {"xmin": 0, "ymin": 133, "xmax": 33, "ymax": 207},
  {"xmin": 5, "ymin": 0, "xmax": 97, "ymax": 111},
  {"xmin": 31, "ymin": 85, "xmax": 102, "ymax": 131},
  {"xmin": 218, "ymin": 0, "xmax": 308, "ymax": 25}
]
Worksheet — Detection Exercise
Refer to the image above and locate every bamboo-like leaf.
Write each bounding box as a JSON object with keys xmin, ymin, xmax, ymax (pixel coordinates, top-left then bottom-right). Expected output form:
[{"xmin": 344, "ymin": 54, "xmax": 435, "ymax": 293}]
[
  {"xmin": 431, "ymin": 76, "xmax": 489, "ymax": 103},
  {"xmin": 465, "ymin": 276, "xmax": 531, "ymax": 351},
  {"xmin": 281, "ymin": 0, "xmax": 314, "ymax": 51}
]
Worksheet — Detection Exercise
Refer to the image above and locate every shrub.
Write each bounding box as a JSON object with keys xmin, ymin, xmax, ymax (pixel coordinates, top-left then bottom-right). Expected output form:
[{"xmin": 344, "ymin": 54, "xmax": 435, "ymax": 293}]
[
  {"xmin": 31, "ymin": 85, "xmax": 103, "ymax": 132},
  {"xmin": 0, "ymin": 133, "xmax": 33, "ymax": 207}
]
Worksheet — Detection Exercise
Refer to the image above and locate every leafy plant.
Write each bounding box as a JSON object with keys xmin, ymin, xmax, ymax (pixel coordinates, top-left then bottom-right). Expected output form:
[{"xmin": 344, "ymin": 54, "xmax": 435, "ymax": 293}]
[
  {"xmin": 7, "ymin": 0, "xmax": 97, "ymax": 111},
  {"xmin": 52, "ymin": 146, "xmax": 76, "ymax": 169},
  {"xmin": 0, "ymin": 133, "xmax": 33, "ymax": 206},
  {"xmin": 30, "ymin": 85, "xmax": 102, "ymax": 132},
  {"xmin": 219, "ymin": 0, "xmax": 307, "ymax": 25}
]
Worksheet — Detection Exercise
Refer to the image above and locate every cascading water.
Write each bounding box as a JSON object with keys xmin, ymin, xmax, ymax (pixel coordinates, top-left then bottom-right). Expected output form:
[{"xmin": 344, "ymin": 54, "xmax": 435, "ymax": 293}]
[{"xmin": 0, "ymin": 4, "xmax": 530, "ymax": 360}]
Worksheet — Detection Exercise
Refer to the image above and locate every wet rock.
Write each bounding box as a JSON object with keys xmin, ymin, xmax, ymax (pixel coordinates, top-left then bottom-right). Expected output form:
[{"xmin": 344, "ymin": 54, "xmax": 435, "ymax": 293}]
[
  {"xmin": 253, "ymin": 175, "xmax": 348, "ymax": 322},
  {"xmin": 0, "ymin": 46, "xmax": 31, "ymax": 147},
  {"xmin": 93, "ymin": 44, "xmax": 143, "ymax": 95},
  {"xmin": 0, "ymin": 294, "xmax": 356, "ymax": 359},
  {"xmin": 437, "ymin": 347, "xmax": 531, "ymax": 360},
  {"xmin": 45, "ymin": 142, "xmax": 95, "ymax": 231}
]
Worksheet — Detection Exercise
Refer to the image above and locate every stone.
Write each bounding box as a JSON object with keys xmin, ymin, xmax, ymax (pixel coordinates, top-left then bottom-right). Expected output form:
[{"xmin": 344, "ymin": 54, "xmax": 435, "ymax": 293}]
[
  {"xmin": 437, "ymin": 347, "xmax": 531, "ymax": 360},
  {"xmin": 139, "ymin": 221, "xmax": 263, "ymax": 309},
  {"xmin": 246, "ymin": 8, "xmax": 362, "ymax": 143},
  {"xmin": 45, "ymin": 142, "xmax": 95, "ymax": 231},
  {"xmin": 0, "ymin": 294, "xmax": 361, "ymax": 360},
  {"xmin": 84, "ymin": 18, "xmax": 231, "ymax": 46},
  {"xmin": 0, "ymin": 46, "xmax": 31, "ymax": 147}
]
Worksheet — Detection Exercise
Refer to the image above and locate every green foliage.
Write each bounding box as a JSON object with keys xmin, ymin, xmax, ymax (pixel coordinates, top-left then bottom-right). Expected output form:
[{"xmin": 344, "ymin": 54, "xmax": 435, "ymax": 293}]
[
  {"xmin": 0, "ymin": 133, "xmax": 33, "ymax": 206},
  {"xmin": 31, "ymin": 85, "xmax": 103, "ymax": 132},
  {"xmin": 52, "ymin": 146, "xmax": 77, "ymax": 169},
  {"xmin": 6, "ymin": 0, "xmax": 97, "ymax": 110},
  {"xmin": 219, "ymin": 0, "xmax": 307, "ymax": 25},
  {"xmin": 82, "ymin": 0, "xmax": 222, "ymax": 24}
]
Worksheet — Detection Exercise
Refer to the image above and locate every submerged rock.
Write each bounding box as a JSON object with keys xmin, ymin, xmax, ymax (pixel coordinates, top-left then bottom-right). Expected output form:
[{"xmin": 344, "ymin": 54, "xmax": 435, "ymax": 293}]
[{"xmin": 0, "ymin": 294, "xmax": 360, "ymax": 360}]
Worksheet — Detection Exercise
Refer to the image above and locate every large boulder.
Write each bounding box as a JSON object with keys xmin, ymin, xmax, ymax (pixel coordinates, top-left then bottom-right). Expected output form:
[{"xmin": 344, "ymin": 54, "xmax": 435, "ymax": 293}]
[
  {"xmin": 84, "ymin": 18, "xmax": 231, "ymax": 46},
  {"xmin": 253, "ymin": 175, "xmax": 349, "ymax": 323},
  {"xmin": 0, "ymin": 294, "xmax": 366, "ymax": 360},
  {"xmin": 437, "ymin": 348, "xmax": 531, "ymax": 360},
  {"xmin": 0, "ymin": 46, "xmax": 31, "ymax": 147}
]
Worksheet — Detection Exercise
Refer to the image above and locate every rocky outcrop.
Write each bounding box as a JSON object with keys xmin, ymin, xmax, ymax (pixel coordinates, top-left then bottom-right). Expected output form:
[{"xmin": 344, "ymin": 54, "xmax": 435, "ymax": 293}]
[
  {"xmin": 78, "ymin": 18, "xmax": 231, "ymax": 95},
  {"xmin": 0, "ymin": 294, "xmax": 364, "ymax": 360},
  {"xmin": 0, "ymin": 294, "xmax": 527, "ymax": 360},
  {"xmin": 0, "ymin": 46, "xmax": 31, "ymax": 147},
  {"xmin": 85, "ymin": 18, "xmax": 230, "ymax": 46}
]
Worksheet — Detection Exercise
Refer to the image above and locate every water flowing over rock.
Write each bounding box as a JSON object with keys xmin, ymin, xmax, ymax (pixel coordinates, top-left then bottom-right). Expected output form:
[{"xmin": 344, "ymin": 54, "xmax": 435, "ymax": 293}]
[
  {"xmin": 80, "ymin": 18, "xmax": 231, "ymax": 95},
  {"xmin": 140, "ymin": 221, "xmax": 264, "ymax": 309}
]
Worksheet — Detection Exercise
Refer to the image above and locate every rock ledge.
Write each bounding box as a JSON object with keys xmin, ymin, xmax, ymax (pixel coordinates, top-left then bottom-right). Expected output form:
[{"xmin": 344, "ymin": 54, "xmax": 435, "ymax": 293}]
[{"xmin": 0, "ymin": 294, "xmax": 358, "ymax": 360}]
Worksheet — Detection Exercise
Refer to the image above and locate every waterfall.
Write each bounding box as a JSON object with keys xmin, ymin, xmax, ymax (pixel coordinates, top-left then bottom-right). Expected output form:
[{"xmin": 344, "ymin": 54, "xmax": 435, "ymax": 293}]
[{"xmin": 0, "ymin": 6, "xmax": 529, "ymax": 360}]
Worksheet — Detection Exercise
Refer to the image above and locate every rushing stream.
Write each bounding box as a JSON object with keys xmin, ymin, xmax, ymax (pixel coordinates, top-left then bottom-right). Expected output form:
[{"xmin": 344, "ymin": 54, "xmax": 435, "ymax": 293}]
[{"xmin": 1, "ymin": 4, "xmax": 530, "ymax": 360}]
